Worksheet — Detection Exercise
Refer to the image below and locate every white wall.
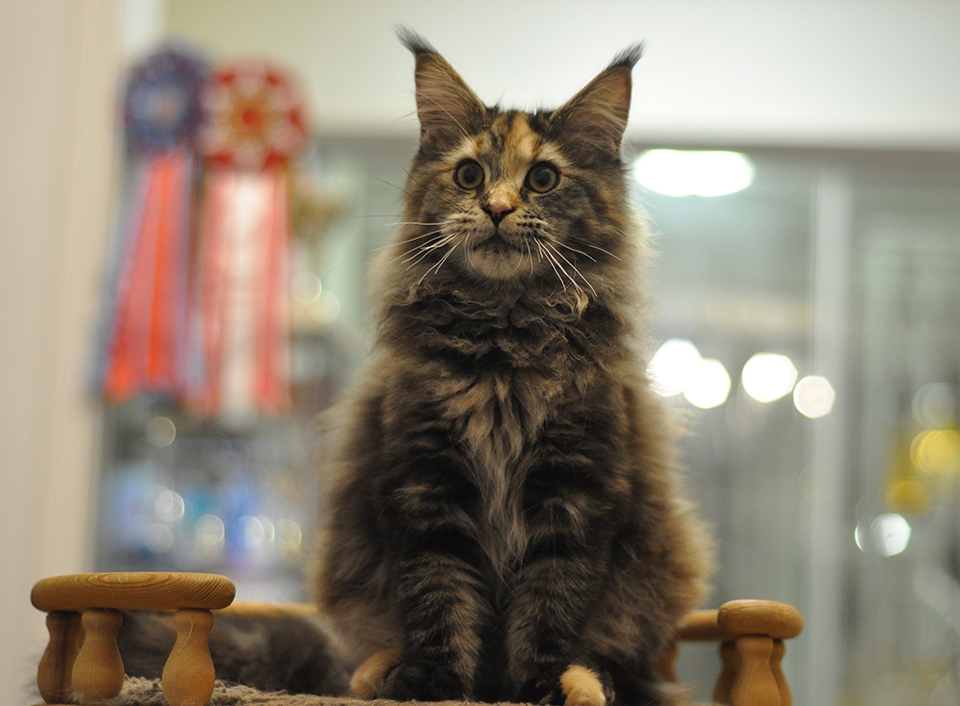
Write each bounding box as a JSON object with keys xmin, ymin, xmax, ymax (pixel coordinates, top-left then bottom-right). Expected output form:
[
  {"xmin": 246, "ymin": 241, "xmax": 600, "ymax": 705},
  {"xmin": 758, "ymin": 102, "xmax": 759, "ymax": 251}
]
[
  {"xmin": 0, "ymin": 2, "xmax": 122, "ymax": 704},
  {"xmin": 165, "ymin": 0, "xmax": 960, "ymax": 150}
]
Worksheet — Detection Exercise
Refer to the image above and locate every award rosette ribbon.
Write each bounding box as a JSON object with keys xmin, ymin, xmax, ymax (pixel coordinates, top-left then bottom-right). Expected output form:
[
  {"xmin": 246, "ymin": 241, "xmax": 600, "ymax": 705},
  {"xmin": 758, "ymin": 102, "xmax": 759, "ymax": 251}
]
[
  {"xmin": 97, "ymin": 48, "xmax": 208, "ymax": 403},
  {"xmin": 187, "ymin": 60, "xmax": 310, "ymax": 419}
]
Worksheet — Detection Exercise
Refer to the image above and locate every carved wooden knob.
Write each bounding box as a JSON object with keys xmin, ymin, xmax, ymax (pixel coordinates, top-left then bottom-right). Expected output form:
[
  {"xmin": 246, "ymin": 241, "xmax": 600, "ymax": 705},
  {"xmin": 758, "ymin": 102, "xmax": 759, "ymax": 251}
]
[{"xmin": 717, "ymin": 600, "xmax": 803, "ymax": 640}]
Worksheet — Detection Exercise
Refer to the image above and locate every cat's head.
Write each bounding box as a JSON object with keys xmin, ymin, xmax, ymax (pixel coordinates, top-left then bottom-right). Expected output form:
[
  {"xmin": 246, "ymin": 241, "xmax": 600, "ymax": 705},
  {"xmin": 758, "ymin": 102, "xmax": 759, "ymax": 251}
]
[{"xmin": 392, "ymin": 31, "xmax": 642, "ymax": 297}]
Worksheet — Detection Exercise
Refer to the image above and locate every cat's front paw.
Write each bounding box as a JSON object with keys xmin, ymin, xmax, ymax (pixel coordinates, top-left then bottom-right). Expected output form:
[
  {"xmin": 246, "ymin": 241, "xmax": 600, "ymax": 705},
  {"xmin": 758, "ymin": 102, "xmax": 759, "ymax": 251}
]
[
  {"xmin": 378, "ymin": 659, "xmax": 466, "ymax": 701},
  {"xmin": 518, "ymin": 665, "xmax": 608, "ymax": 706}
]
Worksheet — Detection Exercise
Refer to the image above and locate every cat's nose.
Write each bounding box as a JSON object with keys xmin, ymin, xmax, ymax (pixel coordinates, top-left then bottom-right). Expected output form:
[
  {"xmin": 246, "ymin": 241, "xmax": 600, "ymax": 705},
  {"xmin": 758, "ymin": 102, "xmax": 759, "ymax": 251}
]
[{"xmin": 483, "ymin": 202, "xmax": 516, "ymax": 226}]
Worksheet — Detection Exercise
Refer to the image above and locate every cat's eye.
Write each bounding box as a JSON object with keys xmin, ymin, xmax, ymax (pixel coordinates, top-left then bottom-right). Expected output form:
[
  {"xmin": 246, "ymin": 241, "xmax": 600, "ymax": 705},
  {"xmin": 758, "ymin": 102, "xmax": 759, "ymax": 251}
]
[
  {"xmin": 454, "ymin": 160, "xmax": 485, "ymax": 190},
  {"xmin": 526, "ymin": 163, "xmax": 560, "ymax": 193}
]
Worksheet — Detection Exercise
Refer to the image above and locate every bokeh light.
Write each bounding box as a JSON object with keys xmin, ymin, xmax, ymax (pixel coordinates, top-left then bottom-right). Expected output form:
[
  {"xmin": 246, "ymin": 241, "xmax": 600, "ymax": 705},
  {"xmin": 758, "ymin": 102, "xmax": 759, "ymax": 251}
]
[
  {"xmin": 872, "ymin": 513, "xmax": 912, "ymax": 557},
  {"xmin": 683, "ymin": 358, "xmax": 732, "ymax": 409},
  {"xmin": 855, "ymin": 512, "xmax": 913, "ymax": 556},
  {"xmin": 912, "ymin": 383, "xmax": 957, "ymax": 428},
  {"xmin": 741, "ymin": 353, "xmax": 798, "ymax": 403},
  {"xmin": 633, "ymin": 149, "xmax": 755, "ymax": 197},
  {"xmin": 793, "ymin": 375, "xmax": 836, "ymax": 418},
  {"xmin": 910, "ymin": 428, "xmax": 960, "ymax": 475},
  {"xmin": 145, "ymin": 416, "xmax": 176, "ymax": 447},
  {"xmin": 291, "ymin": 271, "xmax": 322, "ymax": 303},
  {"xmin": 648, "ymin": 339, "xmax": 702, "ymax": 396}
]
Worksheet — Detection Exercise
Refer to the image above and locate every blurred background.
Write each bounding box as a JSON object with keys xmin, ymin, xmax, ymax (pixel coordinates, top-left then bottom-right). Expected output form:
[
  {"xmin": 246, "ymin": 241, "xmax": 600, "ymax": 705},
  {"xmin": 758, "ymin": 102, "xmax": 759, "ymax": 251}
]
[{"xmin": 3, "ymin": 1, "xmax": 960, "ymax": 705}]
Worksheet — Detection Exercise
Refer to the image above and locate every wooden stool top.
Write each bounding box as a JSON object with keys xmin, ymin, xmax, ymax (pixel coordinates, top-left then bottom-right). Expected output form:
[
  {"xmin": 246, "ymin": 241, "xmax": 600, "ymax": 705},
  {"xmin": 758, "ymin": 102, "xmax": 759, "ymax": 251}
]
[
  {"xmin": 31, "ymin": 572, "xmax": 236, "ymax": 613},
  {"xmin": 718, "ymin": 599, "xmax": 803, "ymax": 640}
]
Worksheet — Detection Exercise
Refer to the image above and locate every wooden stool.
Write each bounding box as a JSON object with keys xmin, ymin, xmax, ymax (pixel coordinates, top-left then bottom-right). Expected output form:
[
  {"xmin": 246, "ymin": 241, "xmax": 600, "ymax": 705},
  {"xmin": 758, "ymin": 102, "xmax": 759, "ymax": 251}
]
[
  {"xmin": 31, "ymin": 572, "xmax": 802, "ymax": 706},
  {"xmin": 663, "ymin": 599, "xmax": 803, "ymax": 706},
  {"xmin": 31, "ymin": 572, "xmax": 235, "ymax": 706}
]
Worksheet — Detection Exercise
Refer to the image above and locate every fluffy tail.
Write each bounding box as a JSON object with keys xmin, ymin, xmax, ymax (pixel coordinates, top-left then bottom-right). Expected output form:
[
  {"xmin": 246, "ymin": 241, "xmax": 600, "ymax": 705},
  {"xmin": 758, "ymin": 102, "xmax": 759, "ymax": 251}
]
[{"xmin": 117, "ymin": 609, "xmax": 351, "ymax": 696}]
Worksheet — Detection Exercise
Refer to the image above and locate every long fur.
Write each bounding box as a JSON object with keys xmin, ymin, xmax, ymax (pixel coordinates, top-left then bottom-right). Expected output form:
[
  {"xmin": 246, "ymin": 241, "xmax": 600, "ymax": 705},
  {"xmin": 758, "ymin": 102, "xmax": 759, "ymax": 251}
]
[
  {"xmin": 117, "ymin": 35, "xmax": 713, "ymax": 706},
  {"xmin": 315, "ymin": 35, "xmax": 713, "ymax": 706}
]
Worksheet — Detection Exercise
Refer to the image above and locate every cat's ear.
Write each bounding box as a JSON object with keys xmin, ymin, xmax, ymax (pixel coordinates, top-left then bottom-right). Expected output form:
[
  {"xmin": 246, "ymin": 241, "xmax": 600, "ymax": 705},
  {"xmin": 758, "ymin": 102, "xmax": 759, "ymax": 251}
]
[
  {"xmin": 399, "ymin": 30, "xmax": 485, "ymax": 151},
  {"xmin": 553, "ymin": 45, "xmax": 643, "ymax": 158}
]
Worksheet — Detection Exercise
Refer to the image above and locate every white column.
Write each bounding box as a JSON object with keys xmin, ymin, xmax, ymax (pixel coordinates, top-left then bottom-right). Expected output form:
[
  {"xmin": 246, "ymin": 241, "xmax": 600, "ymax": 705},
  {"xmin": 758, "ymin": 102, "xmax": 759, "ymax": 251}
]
[
  {"xmin": 805, "ymin": 169, "xmax": 854, "ymax": 706},
  {"xmin": 0, "ymin": 1, "xmax": 125, "ymax": 703}
]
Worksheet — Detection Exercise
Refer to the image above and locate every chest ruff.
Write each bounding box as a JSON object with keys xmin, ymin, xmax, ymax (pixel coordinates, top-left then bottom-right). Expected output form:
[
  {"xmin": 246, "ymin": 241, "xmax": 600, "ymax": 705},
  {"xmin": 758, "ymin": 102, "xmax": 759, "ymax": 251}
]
[{"xmin": 433, "ymin": 364, "xmax": 560, "ymax": 571}]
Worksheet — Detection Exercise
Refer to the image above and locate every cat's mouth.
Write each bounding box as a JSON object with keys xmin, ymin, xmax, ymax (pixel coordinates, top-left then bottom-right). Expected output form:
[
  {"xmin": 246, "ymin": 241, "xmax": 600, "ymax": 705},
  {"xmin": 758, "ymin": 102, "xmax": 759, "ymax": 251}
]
[
  {"xmin": 472, "ymin": 231, "xmax": 521, "ymax": 255},
  {"xmin": 466, "ymin": 231, "xmax": 530, "ymax": 279}
]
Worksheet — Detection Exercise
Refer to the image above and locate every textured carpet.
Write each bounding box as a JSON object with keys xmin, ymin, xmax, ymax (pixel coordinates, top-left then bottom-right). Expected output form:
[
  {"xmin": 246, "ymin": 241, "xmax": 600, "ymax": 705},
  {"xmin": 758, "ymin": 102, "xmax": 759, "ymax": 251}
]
[
  {"xmin": 70, "ymin": 677, "xmax": 521, "ymax": 706},
  {"xmin": 60, "ymin": 677, "xmax": 714, "ymax": 706}
]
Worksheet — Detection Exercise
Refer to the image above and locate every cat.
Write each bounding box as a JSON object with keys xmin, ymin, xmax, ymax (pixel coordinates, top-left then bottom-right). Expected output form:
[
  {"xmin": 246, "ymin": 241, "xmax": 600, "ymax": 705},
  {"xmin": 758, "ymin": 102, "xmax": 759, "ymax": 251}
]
[
  {"xmin": 313, "ymin": 31, "xmax": 712, "ymax": 706},
  {"xmin": 117, "ymin": 32, "xmax": 713, "ymax": 706}
]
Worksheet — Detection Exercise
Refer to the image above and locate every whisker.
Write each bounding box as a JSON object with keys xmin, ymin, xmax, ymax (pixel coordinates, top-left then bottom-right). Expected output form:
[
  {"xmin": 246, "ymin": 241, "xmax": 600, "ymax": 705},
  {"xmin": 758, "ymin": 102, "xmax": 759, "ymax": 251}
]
[
  {"xmin": 536, "ymin": 240, "xmax": 567, "ymax": 293},
  {"xmin": 417, "ymin": 242, "xmax": 459, "ymax": 287},
  {"xmin": 379, "ymin": 230, "xmax": 447, "ymax": 258},
  {"xmin": 578, "ymin": 229, "xmax": 626, "ymax": 260},
  {"xmin": 371, "ymin": 229, "xmax": 444, "ymax": 254},
  {"xmin": 555, "ymin": 241, "xmax": 597, "ymax": 262},
  {"xmin": 387, "ymin": 221, "xmax": 446, "ymax": 227},
  {"xmin": 373, "ymin": 177, "xmax": 403, "ymax": 192},
  {"xmin": 545, "ymin": 247, "xmax": 578, "ymax": 295},
  {"xmin": 547, "ymin": 243, "xmax": 597, "ymax": 297},
  {"xmin": 402, "ymin": 234, "xmax": 458, "ymax": 267}
]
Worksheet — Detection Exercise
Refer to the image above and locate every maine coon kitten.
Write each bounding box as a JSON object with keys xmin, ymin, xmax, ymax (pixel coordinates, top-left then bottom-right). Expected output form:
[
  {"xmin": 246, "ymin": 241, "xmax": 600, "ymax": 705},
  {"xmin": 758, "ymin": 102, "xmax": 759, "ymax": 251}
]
[
  {"xmin": 115, "ymin": 34, "xmax": 712, "ymax": 706},
  {"xmin": 316, "ymin": 33, "xmax": 712, "ymax": 706}
]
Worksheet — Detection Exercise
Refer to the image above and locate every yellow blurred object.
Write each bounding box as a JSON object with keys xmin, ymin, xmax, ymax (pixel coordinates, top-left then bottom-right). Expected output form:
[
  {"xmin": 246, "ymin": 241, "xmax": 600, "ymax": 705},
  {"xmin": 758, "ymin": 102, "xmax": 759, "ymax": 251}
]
[
  {"xmin": 884, "ymin": 478, "xmax": 929, "ymax": 516},
  {"xmin": 910, "ymin": 428, "xmax": 960, "ymax": 476},
  {"xmin": 884, "ymin": 429, "xmax": 930, "ymax": 515}
]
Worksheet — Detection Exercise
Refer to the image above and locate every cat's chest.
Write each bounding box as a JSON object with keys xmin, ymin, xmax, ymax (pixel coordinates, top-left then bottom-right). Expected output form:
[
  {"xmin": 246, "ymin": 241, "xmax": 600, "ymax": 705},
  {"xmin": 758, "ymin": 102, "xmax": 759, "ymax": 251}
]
[
  {"xmin": 433, "ymin": 363, "xmax": 565, "ymax": 567},
  {"xmin": 438, "ymin": 365, "xmax": 557, "ymax": 468}
]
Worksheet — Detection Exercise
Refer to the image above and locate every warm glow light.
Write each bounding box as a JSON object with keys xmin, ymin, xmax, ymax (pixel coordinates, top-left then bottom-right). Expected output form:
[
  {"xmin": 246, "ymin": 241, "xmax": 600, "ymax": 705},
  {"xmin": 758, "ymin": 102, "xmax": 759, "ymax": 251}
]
[
  {"xmin": 633, "ymin": 149, "xmax": 755, "ymax": 197},
  {"xmin": 793, "ymin": 375, "xmax": 836, "ymax": 418},
  {"xmin": 910, "ymin": 428, "xmax": 960, "ymax": 475},
  {"xmin": 741, "ymin": 353, "xmax": 798, "ymax": 403},
  {"xmin": 684, "ymin": 358, "xmax": 732, "ymax": 409},
  {"xmin": 648, "ymin": 339, "xmax": 702, "ymax": 396}
]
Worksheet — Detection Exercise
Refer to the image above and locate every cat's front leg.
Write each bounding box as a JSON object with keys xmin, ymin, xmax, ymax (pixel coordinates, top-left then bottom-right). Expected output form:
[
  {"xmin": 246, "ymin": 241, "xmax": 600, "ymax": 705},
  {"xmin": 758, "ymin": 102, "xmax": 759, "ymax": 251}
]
[
  {"xmin": 377, "ymin": 460, "xmax": 491, "ymax": 701},
  {"xmin": 507, "ymin": 447, "xmax": 621, "ymax": 706}
]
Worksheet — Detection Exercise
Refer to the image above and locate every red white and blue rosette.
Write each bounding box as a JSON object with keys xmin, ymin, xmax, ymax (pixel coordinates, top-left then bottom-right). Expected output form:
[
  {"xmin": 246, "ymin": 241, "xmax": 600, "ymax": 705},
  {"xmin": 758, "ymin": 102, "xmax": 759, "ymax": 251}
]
[
  {"xmin": 96, "ymin": 47, "xmax": 208, "ymax": 404},
  {"xmin": 125, "ymin": 48, "xmax": 208, "ymax": 153},
  {"xmin": 200, "ymin": 60, "xmax": 310, "ymax": 171},
  {"xmin": 186, "ymin": 61, "xmax": 311, "ymax": 419}
]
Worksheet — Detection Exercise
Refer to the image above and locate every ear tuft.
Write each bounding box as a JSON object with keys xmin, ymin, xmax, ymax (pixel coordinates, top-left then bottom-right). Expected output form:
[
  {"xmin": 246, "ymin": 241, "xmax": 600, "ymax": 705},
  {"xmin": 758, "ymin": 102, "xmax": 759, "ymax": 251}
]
[
  {"xmin": 607, "ymin": 43, "xmax": 644, "ymax": 71},
  {"xmin": 398, "ymin": 30, "xmax": 486, "ymax": 152},
  {"xmin": 553, "ymin": 46, "xmax": 642, "ymax": 158},
  {"xmin": 397, "ymin": 26, "xmax": 438, "ymax": 57}
]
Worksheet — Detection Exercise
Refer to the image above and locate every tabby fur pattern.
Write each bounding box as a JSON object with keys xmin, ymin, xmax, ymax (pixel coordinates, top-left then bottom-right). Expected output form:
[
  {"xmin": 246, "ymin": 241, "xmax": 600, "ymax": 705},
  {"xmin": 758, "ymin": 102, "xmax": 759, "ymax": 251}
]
[{"xmin": 315, "ymin": 32, "xmax": 713, "ymax": 706}]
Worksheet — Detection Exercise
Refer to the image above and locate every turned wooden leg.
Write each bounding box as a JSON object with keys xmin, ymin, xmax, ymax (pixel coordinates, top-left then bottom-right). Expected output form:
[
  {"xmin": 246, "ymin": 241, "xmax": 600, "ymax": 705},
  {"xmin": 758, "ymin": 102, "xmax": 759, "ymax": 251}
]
[
  {"xmin": 32, "ymin": 573, "xmax": 237, "ymax": 706},
  {"xmin": 659, "ymin": 642, "xmax": 679, "ymax": 683},
  {"xmin": 730, "ymin": 636, "xmax": 779, "ymax": 706},
  {"xmin": 37, "ymin": 611, "xmax": 82, "ymax": 704},
  {"xmin": 771, "ymin": 639, "xmax": 790, "ymax": 706},
  {"xmin": 72, "ymin": 609, "xmax": 124, "ymax": 702},
  {"xmin": 714, "ymin": 640, "xmax": 738, "ymax": 705},
  {"xmin": 161, "ymin": 608, "xmax": 216, "ymax": 706}
]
